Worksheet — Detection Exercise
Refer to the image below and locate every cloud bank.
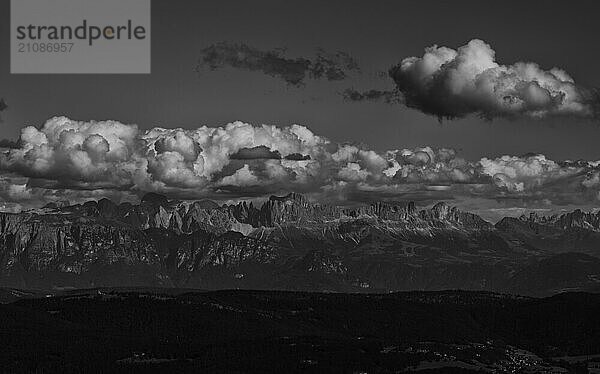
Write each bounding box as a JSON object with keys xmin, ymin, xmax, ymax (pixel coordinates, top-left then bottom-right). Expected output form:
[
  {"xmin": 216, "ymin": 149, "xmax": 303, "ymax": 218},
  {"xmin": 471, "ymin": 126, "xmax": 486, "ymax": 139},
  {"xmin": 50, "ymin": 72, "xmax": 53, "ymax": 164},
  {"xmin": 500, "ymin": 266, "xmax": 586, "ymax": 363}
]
[
  {"xmin": 196, "ymin": 42, "xmax": 359, "ymax": 86},
  {"xmin": 388, "ymin": 39, "xmax": 599, "ymax": 120},
  {"xmin": 2, "ymin": 117, "xmax": 600, "ymax": 218}
]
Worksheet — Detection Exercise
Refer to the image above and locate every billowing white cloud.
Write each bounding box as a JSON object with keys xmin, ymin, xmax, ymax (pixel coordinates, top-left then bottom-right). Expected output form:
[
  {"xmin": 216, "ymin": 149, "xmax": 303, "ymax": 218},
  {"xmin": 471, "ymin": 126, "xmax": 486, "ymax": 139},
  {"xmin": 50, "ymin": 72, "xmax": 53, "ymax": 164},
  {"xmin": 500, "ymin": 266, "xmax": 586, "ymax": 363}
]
[
  {"xmin": 390, "ymin": 39, "xmax": 599, "ymax": 120},
  {"xmin": 219, "ymin": 164, "xmax": 260, "ymax": 186},
  {"xmin": 0, "ymin": 117, "xmax": 333, "ymax": 193},
  {"xmin": 2, "ymin": 116, "xmax": 600, "ymax": 212},
  {"xmin": 390, "ymin": 147, "xmax": 480, "ymax": 184},
  {"xmin": 479, "ymin": 154, "xmax": 580, "ymax": 192}
]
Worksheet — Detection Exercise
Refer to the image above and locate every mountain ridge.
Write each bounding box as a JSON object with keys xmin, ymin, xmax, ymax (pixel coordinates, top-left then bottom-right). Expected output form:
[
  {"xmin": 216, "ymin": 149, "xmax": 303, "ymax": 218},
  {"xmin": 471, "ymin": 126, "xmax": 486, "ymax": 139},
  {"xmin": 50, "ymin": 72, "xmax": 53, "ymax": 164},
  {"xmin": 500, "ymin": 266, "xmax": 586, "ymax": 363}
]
[{"xmin": 1, "ymin": 192, "xmax": 599, "ymax": 296}]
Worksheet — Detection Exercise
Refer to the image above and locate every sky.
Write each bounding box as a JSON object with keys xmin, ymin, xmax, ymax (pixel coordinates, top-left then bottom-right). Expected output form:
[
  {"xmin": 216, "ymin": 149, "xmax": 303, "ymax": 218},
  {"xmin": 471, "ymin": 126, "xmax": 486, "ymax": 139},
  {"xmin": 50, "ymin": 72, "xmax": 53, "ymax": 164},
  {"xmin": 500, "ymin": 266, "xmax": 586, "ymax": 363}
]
[{"xmin": 1, "ymin": 0, "xmax": 600, "ymax": 220}]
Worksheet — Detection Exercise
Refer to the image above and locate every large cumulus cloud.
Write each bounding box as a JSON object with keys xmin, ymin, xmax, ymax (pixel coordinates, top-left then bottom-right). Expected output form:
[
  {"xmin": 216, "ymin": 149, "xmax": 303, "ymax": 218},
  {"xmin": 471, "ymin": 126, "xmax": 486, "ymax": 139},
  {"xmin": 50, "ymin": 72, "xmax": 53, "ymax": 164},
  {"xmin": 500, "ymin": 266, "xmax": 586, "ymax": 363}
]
[
  {"xmin": 389, "ymin": 39, "xmax": 599, "ymax": 120},
  {"xmin": 479, "ymin": 154, "xmax": 581, "ymax": 192},
  {"xmin": 0, "ymin": 117, "xmax": 333, "ymax": 195},
  {"xmin": 2, "ymin": 116, "xmax": 600, "ymax": 215}
]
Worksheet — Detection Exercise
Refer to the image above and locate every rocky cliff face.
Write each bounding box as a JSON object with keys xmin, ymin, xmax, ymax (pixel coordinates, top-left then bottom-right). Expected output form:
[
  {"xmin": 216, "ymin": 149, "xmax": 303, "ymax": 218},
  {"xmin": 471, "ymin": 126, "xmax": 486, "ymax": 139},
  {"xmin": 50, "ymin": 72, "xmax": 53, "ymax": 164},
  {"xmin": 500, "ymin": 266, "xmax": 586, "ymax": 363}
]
[
  {"xmin": 0, "ymin": 209, "xmax": 276, "ymax": 290},
  {"xmin": 419, "ymin": 202, "xmax": 492, "ymax": 229},
  {"xmin": 229, "ymin": 193, "xmax": 344, "ymax": 227},
  {"xmin": 54, "ymin": 195, "xmax": 253, "ymax": 236},
  {"xmin": 1, "ymin": 193, "xmax": 600, "ymax": 295},
  {"xmin": 348, "ymin": 201, "xmax": 416, "ymax": 221},
  {"xmin": 229, "ymin": 193, "xmax": 490, "ymax": 230}
]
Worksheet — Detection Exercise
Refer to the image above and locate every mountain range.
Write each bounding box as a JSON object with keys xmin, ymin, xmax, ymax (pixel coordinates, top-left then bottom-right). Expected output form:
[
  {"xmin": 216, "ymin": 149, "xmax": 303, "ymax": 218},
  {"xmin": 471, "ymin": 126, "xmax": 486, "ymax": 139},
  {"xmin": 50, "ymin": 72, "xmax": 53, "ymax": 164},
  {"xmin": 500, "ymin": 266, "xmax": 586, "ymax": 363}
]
[{"xmin": 1, "ymin": 192, "xmax": 600, "ymax": 296}]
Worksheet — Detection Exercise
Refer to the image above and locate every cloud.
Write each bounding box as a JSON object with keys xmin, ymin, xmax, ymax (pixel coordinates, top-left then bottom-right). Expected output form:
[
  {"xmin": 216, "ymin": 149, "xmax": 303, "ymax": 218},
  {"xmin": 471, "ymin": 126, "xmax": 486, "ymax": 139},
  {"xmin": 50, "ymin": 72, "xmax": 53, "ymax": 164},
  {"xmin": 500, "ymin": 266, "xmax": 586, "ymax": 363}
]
[
  {"xmin": 0, "ymin": 174, "xmax": 137, "ymax": 213},
  {"xmin": 0, "ymin": 139, "xmax": 19, "ymax": 149},
  {"xmin": 2, "ymin": 116, "xmax": 600, "ymax": 214},
  {"xmin": 219, "ymin": 164, "xmax": 260, "ymax": 187},
  {"xmin": 390, "ymin": 147, "xmax": 483, "ymax": 185},
  {"xmin": 386, "ymin": 39, "xmax": 599, "ymax": 120},
  {"xmin": 196, "ymin": 42, "xmax": 359, "ymax": 86},
  {"xmin": 310, "ymin": 49, "xmax": 360, "ymax": 81},
  {"xmin": 479, "ymin": 154, "xmax": 580, "ymax": 192},
  {"xmin": 0, "ymin": 98, "xmax": 7, "ymax": 123},
  {"xmin": 284, "ymin": 153, "xmax": 311, "ymax": 161},
  {"xmin": 0, "ymin": 117, "xmax": 332, "ymax": 205},
  {"xmin": 341, "ymin": 89, "xmax": 401, "ymax": 104},
  {"xmin": 230, "ymin": 145, "xmax": 281, "ymax": 160}
]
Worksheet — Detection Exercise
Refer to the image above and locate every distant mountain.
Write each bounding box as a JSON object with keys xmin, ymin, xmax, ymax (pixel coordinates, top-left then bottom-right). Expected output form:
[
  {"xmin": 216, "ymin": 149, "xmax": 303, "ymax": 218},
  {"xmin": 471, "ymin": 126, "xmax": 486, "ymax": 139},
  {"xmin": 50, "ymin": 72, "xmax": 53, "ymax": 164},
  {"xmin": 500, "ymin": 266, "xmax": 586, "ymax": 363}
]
[
  {"xmin": 496, "ymin": 210, "xmax": 600, "ymax": 256},
  {"xmin": 1, "ymin": 193, "xmax": 599, "ymax": 296}
]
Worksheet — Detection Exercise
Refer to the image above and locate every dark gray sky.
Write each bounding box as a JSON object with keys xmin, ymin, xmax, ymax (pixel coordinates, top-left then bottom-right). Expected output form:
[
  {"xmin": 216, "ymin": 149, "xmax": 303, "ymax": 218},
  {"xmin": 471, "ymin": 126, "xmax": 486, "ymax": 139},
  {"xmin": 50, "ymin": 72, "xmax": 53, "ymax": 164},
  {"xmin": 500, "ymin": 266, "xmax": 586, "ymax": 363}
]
[{"xmin": 1, "ymin": 0, "xmax": 600, "ymax": 160}]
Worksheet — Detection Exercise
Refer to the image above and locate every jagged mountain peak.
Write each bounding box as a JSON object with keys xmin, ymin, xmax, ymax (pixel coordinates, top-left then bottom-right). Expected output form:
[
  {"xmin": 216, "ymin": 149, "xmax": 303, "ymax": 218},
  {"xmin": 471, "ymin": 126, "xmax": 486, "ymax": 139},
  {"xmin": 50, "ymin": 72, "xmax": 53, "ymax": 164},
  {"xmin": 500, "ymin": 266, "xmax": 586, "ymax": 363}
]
[
  {"xmin": 430, "ymin": 201, "xmax": 451, "ymax": 218},
  {"xmin": 97, "ymin": 198, "xmax": 118, "ymax": 217},
  {"xmin": 42, "ymin": 200, "xmax": 71, "ymax": 210},
  {"xmin": 3, "ymin": 191, "xmax": 600, "ymax": 295},
  {"xmin": 268, "ymin": 192, "xmax": 309, "ymax": 205},
  {"xmin": 418, "ymin": 202, "xmax": 491, "ymax": 229},
  {"xmin": 193, "ymin": 199, "xmax": 221, "ymax": 210},
  {"xmin": 17, "ymin": 191, "xmax": 497, "ymax": 231}
]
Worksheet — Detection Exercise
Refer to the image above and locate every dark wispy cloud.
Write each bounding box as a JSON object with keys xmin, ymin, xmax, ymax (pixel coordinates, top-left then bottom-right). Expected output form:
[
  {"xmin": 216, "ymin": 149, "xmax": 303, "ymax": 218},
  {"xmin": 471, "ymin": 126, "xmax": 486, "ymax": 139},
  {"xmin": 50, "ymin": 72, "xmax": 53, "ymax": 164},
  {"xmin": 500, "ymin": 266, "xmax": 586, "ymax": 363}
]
[
  {"xmin": 3, "ymin": 117, "xmax": 600, "ymax": 216},
  {"xmin": 582, "ymin": 87, "xmax": 600, "ymax": 119},
  {"xmin": 0, "ymin": 139, "xmax": 19, "ymax": 149},
  {"xmin": 230, "ymin": 145, "xmax": 282, "ymax": 160},
  {"xmin": 0, "ymin": 98, "xmax": 7, "ymax": 123},
  {"xmin": 388, "ymin": 39, "xmax": 600, "ymax": 120},
  {"xmin": 196, "ymin": 42, "xmax": 359, "ymax": 86},
  {"xmin": 310, "ymin": 49, "xmax": 360, "ymax": 81},
  {"xmin": 284, "ymin": 153, "xmax": 311, "ymax": 161},
  {"xmin": 342, "ymin": 88, "xmax": 401, "ymax": 104}
]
